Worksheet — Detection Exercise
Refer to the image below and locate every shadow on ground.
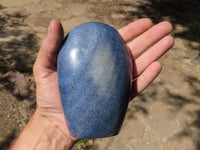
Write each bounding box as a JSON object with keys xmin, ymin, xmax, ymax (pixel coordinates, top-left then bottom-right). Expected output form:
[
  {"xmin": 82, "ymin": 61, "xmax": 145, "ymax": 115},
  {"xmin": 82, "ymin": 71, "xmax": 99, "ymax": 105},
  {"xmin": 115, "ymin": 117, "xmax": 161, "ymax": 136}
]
[
  {"xmin": 128, "ymin": 75, "xmax": 200, "ymax": 149},
  {"xmin": 174, "ymin": 76, "xmax": 200, "ymax": 150},
  {"xmin": 0, "ymin": 4, "xmax": 38, "ymax": 149},
  {"xmin": 0, "ymin": 129, "xmax": 16, "ymax": 150},
  {"xmin": 0, "ymin": 1, "xmax": 199, "ymax": 149},
  {"xmin": 118, "ymin": 0, "xmax": 200, "ymax": 52},
  {"xmin": 0, "ymin": 4, "xmax": 38, "ymax": 100},
  {"xmin": 114, "ymin": 1, "xmax": 200, "ymax": 149}
]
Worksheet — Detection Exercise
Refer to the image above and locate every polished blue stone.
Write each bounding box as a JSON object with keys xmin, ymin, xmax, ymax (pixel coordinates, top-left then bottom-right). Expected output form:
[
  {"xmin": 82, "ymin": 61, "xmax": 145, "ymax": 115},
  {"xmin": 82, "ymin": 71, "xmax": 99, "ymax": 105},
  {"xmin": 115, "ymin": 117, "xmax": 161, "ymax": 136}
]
[{"xmin": 58, "ymin": 22, "xmax": 132, "ymax": 138}]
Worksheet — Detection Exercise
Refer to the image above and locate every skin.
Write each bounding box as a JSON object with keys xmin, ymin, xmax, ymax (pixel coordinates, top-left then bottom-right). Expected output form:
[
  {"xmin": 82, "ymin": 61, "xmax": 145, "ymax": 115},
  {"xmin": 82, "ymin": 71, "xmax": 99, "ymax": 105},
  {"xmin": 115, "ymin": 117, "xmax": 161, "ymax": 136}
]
[{"xmin": 12, "ymin": 18, "xmax": 174, "ymax": 150}]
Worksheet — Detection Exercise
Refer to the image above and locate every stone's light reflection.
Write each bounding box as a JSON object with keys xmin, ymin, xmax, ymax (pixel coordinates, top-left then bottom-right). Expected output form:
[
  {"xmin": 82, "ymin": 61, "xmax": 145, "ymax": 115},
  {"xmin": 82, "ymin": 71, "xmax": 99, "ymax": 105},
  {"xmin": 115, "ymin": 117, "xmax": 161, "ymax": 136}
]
[{"xmin": 70, "ymin": 48, "xmax": 78, "ymax": 66}]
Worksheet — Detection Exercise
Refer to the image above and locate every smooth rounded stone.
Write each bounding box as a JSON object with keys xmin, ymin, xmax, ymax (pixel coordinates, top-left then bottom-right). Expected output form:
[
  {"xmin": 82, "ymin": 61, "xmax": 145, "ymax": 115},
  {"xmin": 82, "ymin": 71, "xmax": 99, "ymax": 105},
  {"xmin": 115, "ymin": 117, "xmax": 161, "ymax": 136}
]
[{"xmin": 58, "ymin": 22, "xmax": 132, "ymax": 138}]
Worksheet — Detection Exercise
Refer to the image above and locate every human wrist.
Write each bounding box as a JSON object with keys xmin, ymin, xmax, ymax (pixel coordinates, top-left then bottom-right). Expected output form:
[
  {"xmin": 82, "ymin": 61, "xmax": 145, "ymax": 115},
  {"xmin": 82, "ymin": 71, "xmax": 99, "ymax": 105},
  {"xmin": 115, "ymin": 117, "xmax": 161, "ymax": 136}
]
[
  {"xmin": 31, "ymin": 111, "xmax": 76, "ymax": 150},
  {"xmin": 12, "ymin": 111, "xmax": 76, "ymax": 150}
]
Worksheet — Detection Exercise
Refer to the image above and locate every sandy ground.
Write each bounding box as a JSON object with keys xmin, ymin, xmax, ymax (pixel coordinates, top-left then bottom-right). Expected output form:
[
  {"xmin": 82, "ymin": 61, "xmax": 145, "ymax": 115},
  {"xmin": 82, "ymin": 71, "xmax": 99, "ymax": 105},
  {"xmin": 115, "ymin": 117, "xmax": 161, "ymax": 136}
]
[{"xmin": 0, "ymin": 0, "xmax": 200, "ymax": 149}]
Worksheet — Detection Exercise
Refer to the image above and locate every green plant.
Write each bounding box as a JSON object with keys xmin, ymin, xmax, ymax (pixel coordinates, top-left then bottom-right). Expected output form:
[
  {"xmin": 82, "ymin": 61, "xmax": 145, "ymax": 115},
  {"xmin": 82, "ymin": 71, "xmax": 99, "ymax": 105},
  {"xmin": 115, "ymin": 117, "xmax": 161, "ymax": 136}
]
[
  {"xmin": 74, "ymin": 139, "xmax": 88, "ymax": 149},
  {"xmin": 17, "ymin": 117, "xmax": 29, "ymax": 124},
  {"xmin": 21, "ymin": 118, "xmax": 29, "ymax": 124}
]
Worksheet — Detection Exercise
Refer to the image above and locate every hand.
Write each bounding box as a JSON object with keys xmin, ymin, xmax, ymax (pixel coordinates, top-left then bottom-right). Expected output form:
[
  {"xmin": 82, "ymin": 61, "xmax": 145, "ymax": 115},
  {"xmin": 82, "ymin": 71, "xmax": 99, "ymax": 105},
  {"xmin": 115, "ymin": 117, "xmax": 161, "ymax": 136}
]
[
  {"xmin": 119, "ymin": 19, "xmax": 174, "ymax": 98},
  {"xmin": 13, "ymin": 18, "xmax": 174, "ymax": 150},
  {"xmin": 33, "ymin": 20, "xmax": 78, "ymax": 141},
  {"xmin": 33, "ymin": 19, "xmax": 173, "ymax": 138}
]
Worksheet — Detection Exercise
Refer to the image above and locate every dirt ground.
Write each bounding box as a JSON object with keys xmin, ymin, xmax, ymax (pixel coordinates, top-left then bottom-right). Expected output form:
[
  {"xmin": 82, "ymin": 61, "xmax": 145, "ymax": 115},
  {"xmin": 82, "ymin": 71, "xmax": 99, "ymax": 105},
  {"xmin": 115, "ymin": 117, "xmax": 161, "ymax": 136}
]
[{"xmin": 0, "ymin": 0, "xmax": 199, "ymax": 150}]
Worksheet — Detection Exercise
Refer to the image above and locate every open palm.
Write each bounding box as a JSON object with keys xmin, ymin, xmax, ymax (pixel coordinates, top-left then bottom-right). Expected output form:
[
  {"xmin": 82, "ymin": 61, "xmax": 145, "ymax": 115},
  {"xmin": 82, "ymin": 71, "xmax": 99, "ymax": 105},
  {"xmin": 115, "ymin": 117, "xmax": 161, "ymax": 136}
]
[{"xmin": 33, "ymin": 19, "xmax": 174, "ymax": 140}]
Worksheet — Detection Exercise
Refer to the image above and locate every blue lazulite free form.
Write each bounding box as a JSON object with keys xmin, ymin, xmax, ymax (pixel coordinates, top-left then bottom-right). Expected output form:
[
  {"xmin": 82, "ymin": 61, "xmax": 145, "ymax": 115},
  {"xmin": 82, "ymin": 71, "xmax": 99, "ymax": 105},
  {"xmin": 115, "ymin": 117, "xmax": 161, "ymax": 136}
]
[{"xmin": 58, "ymin": 22, "xmax": 133, "ymax": 138}]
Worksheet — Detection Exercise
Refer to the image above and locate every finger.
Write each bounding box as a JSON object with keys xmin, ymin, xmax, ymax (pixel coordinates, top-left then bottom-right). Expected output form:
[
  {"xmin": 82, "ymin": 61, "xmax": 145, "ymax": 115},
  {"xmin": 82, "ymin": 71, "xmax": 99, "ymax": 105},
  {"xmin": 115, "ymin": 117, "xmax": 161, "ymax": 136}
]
[
  {"xmin": 134, "ymin": 35, "xmax": 174, "ymax": 77},
  {"xmin": 128, "ymin": 21, "xmax": 173, "ymax": 59},
  {"xmin": 133, "ymin": 61, "xmax": 162, "ymax": 96},
  {"xmin": 118, "ymin": 18, "xmax": 152, "ymax": 42},
  {"xmin": 34, "ymin": 20, "xmax": 64, "ymax": 70}
]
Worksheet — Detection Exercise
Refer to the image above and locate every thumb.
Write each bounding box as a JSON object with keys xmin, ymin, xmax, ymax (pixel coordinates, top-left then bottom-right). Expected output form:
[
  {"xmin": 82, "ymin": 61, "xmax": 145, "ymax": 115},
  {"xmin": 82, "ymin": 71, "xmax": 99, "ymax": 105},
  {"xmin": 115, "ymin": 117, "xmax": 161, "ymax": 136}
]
[{"xmin": 34, "ymin": 20, "xmax": 64, "ymax": 73}]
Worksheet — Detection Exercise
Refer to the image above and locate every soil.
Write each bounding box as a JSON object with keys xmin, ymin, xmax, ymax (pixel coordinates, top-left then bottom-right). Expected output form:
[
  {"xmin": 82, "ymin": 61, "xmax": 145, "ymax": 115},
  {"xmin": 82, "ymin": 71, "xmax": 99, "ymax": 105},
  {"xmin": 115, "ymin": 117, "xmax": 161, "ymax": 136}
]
[{"xmin": 0, "ymin": 0, "xmax": 199, "ymax": 150}]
